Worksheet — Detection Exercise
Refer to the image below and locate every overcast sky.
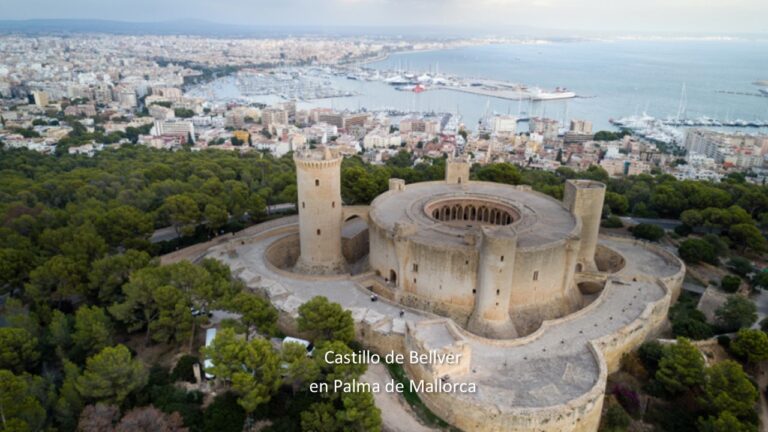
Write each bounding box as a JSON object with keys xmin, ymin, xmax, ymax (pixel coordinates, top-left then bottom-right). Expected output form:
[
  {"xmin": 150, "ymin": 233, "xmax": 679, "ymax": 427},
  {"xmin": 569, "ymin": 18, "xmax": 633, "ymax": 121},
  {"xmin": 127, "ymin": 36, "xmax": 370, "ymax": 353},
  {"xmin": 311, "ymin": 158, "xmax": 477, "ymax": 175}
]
[{"xmin": 0, "ymin": 0, "xmax": 765, "ymax": 35}]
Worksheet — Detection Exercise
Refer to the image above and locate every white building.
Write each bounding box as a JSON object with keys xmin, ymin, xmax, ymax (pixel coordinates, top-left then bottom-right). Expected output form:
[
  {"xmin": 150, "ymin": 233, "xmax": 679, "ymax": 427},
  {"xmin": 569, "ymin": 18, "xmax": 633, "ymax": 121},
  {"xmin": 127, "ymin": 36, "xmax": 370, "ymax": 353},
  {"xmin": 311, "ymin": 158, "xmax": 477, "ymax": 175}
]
[
  {"xmin": 491, "ymin": 115, "xmax": 517, "ymax": 135},
  {"xmin": 152, "ymin": 120, "xmax": 195, "ymax": 143},
  {"xmin": 363, "ymin": 127, "xmax": 401, "ymax": 149}
]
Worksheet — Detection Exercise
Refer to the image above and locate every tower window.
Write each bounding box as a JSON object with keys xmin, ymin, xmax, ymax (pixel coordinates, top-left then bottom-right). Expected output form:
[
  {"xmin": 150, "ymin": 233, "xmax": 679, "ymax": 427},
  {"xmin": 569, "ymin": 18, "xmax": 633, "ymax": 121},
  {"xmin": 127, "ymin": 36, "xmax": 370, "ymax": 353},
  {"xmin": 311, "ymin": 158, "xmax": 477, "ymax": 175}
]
[
  {"xmin": 332, "ymin": 201, "xmax": 335, "ymax": 208},
  {"xmin": 472, "ymin": 289, "xmax": 476, "ymax": 294},
  {"xmin": 500, "ymin": 256, "xmax": 504, "ymax": 262},
  {"xmin": 496, "ymin": 289, "xmax": 500, "ymax": 295},
  {"xmin": 317, "ymin": 229, "xmax": 321, "ymax": 235},
  {"xmin": 315, "ymin": 179, "xmax": 320, "ymax": 186},
  {"xmin": 412, "ymin": 263, "xmax": 418, "ymax": 273},
  {"xmin": 302, "ymin": 202, "xmax": 305, "ymax": 209},
  {"xmin": 533, "ymin": 271, "xmax": 539, "ymax": 281}
]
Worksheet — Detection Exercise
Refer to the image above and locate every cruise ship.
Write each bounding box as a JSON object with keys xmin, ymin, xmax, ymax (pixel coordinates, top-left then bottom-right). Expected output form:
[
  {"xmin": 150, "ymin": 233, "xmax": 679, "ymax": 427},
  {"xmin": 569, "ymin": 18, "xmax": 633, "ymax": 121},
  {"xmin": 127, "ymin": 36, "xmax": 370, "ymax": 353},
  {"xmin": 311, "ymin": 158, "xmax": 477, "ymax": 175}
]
[{"xmin": 529, "ymin": 87, "xmax": 576, "ymax": 100}]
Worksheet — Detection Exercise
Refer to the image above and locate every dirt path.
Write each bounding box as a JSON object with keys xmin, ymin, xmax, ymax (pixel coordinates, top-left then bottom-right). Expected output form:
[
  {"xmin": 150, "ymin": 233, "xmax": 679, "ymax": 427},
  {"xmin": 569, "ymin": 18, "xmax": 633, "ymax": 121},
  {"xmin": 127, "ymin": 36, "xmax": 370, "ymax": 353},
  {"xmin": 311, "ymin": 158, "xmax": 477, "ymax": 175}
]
[{"xmin": 360, "ymin": 363, "xmax": 441, "ymax": 432}]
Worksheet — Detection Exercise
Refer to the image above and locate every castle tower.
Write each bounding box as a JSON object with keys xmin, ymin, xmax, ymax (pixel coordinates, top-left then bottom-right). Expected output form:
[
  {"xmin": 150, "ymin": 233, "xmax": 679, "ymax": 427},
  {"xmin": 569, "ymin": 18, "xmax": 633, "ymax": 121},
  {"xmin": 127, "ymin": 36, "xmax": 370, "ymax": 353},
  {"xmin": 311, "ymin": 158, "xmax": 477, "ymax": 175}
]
[
  {"xmin": 467, "ymin": 226, "xmax": 518, "ymax": 339},
  {"xmin": 293, "ymin": 148, "xmax": 347, "ymax": 274},
  {"xmin": 445, "ymin": 156, "xmax": 471, "ymax": 185},
  {"xmin": 563, "ymin": 180, "xmax": 606, "ymax": 272}
]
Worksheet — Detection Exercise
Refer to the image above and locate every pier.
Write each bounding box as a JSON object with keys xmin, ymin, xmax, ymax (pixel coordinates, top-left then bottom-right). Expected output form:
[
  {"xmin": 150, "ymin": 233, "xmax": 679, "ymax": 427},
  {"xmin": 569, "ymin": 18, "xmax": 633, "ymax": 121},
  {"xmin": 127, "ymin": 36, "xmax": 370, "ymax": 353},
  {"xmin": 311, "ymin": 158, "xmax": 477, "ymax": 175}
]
[{"xmin": 715, "ymin": 90, "xmax": 767, "ymax": 98}]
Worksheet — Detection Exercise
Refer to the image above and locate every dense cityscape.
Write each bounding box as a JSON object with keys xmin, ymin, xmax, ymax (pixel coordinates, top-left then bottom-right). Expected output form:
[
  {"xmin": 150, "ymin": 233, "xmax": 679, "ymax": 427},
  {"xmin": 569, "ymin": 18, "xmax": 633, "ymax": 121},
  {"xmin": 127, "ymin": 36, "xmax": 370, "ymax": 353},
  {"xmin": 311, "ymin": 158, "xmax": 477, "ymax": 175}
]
[
  {"xmin": 2, "ymin": 34, "xmax": 767, "ymax": 185},
  {"xmin": 1, "ymin": 9, "xmax": 768, "ymax": 432}
]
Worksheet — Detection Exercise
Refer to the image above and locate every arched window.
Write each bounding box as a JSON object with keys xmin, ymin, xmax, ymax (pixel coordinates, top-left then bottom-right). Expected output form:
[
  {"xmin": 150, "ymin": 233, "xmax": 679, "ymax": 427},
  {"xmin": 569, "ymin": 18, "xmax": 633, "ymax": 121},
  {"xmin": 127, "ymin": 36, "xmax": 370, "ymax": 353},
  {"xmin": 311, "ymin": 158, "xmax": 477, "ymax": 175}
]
[
  {"xmin": 317, "ymin": 229, "xmax": 321, "ymax": 235},
  {"xmin": 315, "ymin": 179, "xmax": 320, "ymax": 186}
]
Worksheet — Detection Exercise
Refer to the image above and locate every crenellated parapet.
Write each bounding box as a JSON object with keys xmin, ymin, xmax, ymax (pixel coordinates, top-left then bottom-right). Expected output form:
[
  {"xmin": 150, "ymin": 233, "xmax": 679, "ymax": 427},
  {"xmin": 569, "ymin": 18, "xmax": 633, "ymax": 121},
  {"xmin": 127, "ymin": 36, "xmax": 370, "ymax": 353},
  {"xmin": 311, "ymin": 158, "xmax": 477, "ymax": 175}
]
[{"xmin": 293, "ymin": 148, "xmax": 347, "ymax": 275}]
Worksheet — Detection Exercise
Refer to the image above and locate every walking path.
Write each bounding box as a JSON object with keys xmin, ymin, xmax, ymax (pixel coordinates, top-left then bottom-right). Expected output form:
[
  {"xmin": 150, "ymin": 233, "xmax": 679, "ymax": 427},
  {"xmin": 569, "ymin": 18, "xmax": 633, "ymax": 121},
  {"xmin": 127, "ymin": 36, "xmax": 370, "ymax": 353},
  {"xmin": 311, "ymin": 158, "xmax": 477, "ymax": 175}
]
[{"xmin": 361, "ymin": 363, "xmax": 440, "ymax": 432}]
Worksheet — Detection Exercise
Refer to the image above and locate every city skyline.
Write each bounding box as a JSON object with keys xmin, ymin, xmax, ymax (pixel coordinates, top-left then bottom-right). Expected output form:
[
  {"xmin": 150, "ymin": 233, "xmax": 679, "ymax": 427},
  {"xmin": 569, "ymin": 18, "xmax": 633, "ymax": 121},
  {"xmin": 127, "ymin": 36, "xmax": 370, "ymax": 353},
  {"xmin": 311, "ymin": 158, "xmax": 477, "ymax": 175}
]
[{"xmin": 0, "ymin": 0, "xmax": 766, "ymax": 36}]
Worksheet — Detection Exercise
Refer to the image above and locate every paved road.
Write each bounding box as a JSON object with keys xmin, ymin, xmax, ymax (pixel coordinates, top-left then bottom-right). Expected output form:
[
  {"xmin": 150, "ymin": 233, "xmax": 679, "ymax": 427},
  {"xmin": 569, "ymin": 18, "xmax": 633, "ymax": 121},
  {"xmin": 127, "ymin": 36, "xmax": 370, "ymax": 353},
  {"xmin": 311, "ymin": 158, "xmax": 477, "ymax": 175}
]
[
  {"xmin": 150, "ymin": 203, "xmax": 297, "ymax": 243},
  {"xmin": 752, "ymin": 289, "xmax": 768, "ymax": 330},
  {"xmin": 619, "ymin": 217, "xmax": 682, "ymax": 231},
  {"xmin": 756, "ymin": 361, "xmax": 768, "ymax": 432},
  {"xmin": 361, "ymin": 363, "xmax": 439, "ymax": 432},
  {"xmin": 682, "ymin": 280, "xmax": 707, "ymax": 295}
]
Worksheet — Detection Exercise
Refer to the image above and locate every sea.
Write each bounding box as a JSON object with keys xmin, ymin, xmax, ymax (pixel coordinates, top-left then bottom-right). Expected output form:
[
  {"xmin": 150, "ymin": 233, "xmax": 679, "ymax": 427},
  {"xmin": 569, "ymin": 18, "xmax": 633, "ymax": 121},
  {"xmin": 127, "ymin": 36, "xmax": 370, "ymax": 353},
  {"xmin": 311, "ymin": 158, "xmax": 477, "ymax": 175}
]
[{"xmin": 191, "ymin": 40, "xmax": 768, "ymax": 132}]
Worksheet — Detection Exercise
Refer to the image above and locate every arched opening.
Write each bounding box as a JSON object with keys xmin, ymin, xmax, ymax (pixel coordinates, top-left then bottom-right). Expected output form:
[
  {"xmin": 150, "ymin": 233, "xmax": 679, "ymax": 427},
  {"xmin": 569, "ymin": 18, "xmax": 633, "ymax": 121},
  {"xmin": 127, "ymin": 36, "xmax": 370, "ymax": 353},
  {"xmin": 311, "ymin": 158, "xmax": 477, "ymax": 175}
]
[
  {"xmin": 315, "ymin": 179, "xmax": 320, "ymax": 186},
  {"xmin": 451, "ymin": 204, "xmax": 462, "ymax": 219},
  {"xmin": 389, "ymin": 269, "xmax": 397, "ymax": 285},
  {"xmin": 424, "ymin": 199, "xmax": 518, "ymax": 226},
  {"xmin": 575, "ymin": 263, "xmax": 583, "ymax": 272}
]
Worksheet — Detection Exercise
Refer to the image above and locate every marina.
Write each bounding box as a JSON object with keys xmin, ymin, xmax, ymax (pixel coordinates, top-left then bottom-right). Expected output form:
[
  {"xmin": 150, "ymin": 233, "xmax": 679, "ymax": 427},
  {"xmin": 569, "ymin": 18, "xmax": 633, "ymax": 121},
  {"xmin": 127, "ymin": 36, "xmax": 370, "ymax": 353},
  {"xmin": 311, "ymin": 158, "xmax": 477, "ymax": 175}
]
[
  {"xmin": 185, "ymin": 68, "xmax": 358, "ymax": 103},
  {"xmin": 183, "ymin": 41, "xmax": 768, "ymax": 140},
  {"xmin": 347, "ymin": 67, "xmax": 577, "ymax": 101}
]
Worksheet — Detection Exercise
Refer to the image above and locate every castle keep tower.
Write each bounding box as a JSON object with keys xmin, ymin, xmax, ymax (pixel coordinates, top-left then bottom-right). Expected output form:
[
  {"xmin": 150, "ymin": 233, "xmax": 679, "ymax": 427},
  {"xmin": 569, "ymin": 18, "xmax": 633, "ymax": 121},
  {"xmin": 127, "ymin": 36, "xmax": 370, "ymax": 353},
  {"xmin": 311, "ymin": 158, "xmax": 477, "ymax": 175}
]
[
  {"xmin": 563, "ymin": 180, "xmax": 606, "ymax": 272},
  {"xmin": 445, "ymin": 157, "xmax": 471, "ymax": 184},
  {"xmin": 467, "ymin": 226, "xmax": 519, "ymax": 339},
  {"xmin": 293, "ymin": 149, "xmax": 347, "ymax": 274}
]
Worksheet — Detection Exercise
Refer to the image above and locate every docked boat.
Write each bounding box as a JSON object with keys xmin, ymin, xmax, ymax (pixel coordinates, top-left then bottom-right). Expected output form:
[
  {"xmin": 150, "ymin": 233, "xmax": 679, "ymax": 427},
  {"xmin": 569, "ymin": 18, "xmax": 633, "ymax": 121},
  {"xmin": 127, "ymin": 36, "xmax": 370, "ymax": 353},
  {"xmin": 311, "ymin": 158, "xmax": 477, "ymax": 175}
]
[{"xmin": 529, "ymin": 87, "xmax": 576, "ymax": 100}]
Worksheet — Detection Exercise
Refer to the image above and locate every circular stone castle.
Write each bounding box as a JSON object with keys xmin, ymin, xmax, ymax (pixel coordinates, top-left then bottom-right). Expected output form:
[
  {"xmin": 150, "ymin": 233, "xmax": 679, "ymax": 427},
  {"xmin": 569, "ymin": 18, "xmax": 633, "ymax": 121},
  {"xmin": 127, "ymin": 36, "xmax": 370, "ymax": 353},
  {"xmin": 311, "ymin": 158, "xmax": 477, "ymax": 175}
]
[{"xmin": 180, "ymin": 148, "xmax": 685, "ymax": 432}]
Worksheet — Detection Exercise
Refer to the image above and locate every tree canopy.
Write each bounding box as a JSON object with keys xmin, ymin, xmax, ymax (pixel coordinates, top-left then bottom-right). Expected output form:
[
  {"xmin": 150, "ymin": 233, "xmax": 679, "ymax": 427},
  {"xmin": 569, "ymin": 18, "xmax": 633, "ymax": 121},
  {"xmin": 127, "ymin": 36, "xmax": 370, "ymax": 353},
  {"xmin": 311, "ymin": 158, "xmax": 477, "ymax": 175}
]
[
  {"xmin": 655, "ymin": 337, "xmax": 705, "ymax": 394},
  {"xmin": 297, "ymin": 296, "xmax": 355, "ymax": 344},
  {"xmin": 75, "ymin": 344, "xmax": 148, "ymax": 405}
]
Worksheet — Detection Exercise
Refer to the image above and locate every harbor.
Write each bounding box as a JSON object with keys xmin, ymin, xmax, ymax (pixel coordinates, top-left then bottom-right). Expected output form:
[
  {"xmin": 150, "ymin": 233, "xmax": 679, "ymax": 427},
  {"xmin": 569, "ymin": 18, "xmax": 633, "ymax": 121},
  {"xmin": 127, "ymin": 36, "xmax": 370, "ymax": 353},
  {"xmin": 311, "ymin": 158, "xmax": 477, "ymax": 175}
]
[{"xmin": 346, "ymin": 66, "xmax": 577, "ymax": 101}]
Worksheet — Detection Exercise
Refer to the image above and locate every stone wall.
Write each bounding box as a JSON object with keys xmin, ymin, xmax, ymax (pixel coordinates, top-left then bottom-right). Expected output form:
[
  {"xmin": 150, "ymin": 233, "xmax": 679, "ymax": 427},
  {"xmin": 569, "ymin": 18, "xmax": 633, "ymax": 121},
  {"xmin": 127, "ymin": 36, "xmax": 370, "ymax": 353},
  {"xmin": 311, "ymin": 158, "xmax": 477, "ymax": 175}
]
[
  {"xmin": 563, "ymin": 180, "xmax": 606, "ymax": 272},
  {"xmin": 217, "ymin": 218, "xmax": 684, "ymax": 432},
  {"xmin": 342, "ymin": 228, "xmax": 370, "ymax": 264},
  {"xmin": 264, "ymin": 233, "xmax": 301, "ymax": 270},
  {"xmin": 368, "ymin": 209, "xmax": 585, "ymax": 336},
  {"xmin": 403, "ymin": 341, "xmax": 606, "ymax": 432},
  {"xmin": 594, "ymin": 244, "xmax": 626, "ymax": 273}
]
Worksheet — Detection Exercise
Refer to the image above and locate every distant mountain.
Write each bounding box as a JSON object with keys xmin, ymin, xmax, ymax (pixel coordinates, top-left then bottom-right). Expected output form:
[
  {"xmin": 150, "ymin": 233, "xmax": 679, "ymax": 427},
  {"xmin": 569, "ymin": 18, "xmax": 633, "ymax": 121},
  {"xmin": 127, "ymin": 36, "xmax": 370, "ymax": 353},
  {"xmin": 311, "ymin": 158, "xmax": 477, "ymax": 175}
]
[
  {"xmin": 0, "ymin": 18, "xmax": 561, "ymax": 39},
  {"xmin": 0, "ymin": 19, "xmax": 294, "ymax": 37}
]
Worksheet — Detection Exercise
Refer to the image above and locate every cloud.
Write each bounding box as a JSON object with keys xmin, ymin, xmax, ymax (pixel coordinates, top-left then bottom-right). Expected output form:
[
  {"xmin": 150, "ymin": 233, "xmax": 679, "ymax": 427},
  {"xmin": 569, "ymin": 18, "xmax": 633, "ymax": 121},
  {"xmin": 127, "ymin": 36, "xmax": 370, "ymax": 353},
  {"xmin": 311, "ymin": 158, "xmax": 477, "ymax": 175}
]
[{"xmin": 0, "ymin": 0, "xmax": 764, "ymax": 34}]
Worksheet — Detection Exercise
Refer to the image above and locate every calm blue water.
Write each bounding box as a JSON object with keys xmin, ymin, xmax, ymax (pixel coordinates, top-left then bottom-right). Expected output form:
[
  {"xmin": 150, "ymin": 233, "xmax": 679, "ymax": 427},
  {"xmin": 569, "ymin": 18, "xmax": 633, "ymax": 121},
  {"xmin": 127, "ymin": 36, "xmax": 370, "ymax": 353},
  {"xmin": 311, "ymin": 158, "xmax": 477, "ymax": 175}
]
[{"xmin": 314, "ymin": 40, "xmax": 768, "ymax": 131}]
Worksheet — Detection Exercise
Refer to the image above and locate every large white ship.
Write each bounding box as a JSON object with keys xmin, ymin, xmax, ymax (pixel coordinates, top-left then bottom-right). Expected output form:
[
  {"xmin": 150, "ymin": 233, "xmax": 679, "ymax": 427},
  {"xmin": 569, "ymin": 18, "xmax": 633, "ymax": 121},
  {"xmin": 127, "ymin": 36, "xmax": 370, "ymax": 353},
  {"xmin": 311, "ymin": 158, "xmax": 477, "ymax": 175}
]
[{"xmin": 529, "ymin": 87, "xmax": 576, "ymax": 100}]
